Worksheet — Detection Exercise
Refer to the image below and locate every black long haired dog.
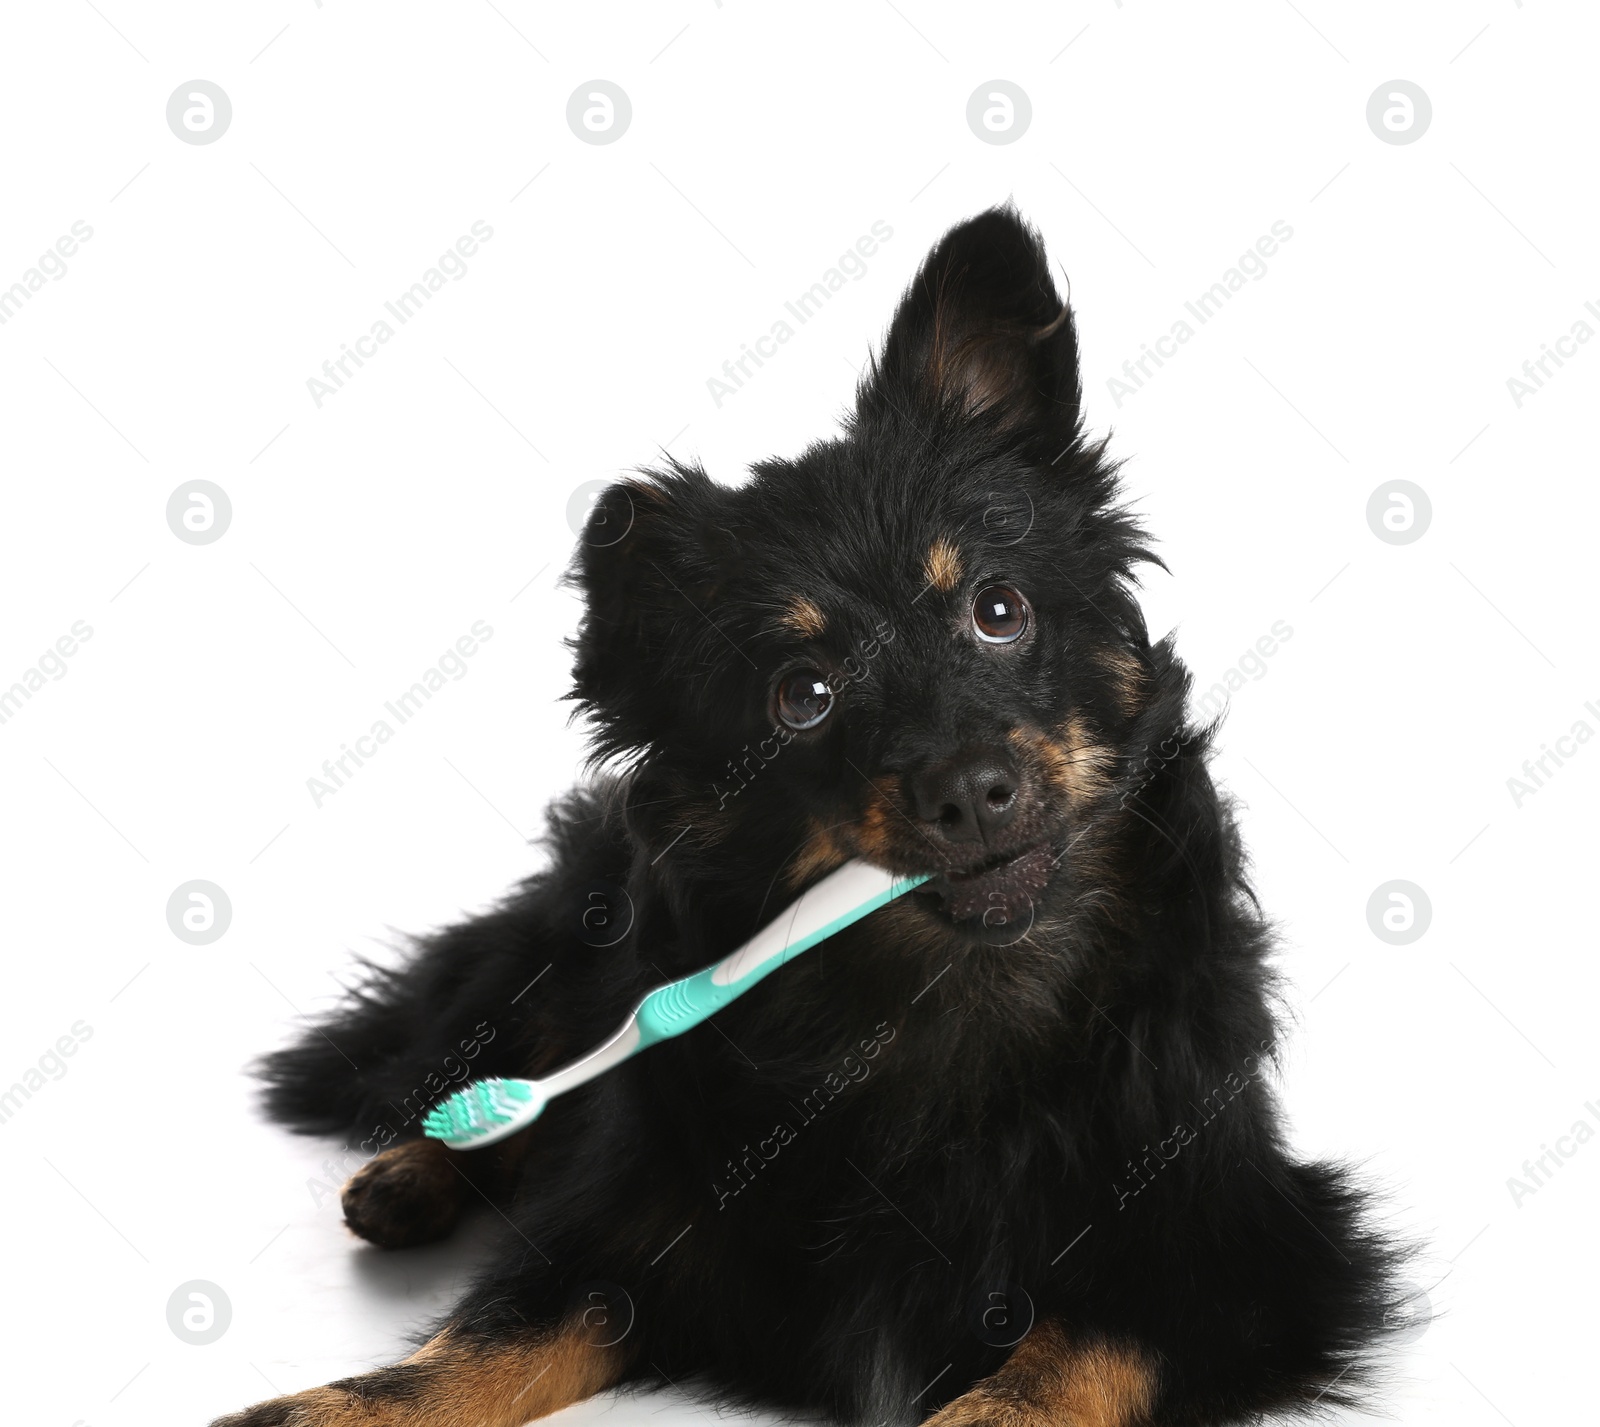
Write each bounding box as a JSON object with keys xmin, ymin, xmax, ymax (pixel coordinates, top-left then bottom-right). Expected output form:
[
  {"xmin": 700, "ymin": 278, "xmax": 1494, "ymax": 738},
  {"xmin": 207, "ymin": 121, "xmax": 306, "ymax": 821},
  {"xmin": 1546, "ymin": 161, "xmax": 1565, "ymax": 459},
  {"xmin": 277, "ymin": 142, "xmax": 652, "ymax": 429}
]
[{"xmin": 219, "ymin": 208, "xmax": 1401, "ymax": 1427}]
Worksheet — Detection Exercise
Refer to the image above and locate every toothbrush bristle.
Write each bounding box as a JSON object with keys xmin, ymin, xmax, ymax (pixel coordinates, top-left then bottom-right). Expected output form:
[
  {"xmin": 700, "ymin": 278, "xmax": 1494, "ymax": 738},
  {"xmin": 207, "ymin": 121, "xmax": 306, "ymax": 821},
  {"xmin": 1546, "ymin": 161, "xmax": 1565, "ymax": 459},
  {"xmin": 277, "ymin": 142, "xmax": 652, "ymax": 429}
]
[{"xmin": 422, "ymin": 1077, "xmax": 534, "ymax": 1142}]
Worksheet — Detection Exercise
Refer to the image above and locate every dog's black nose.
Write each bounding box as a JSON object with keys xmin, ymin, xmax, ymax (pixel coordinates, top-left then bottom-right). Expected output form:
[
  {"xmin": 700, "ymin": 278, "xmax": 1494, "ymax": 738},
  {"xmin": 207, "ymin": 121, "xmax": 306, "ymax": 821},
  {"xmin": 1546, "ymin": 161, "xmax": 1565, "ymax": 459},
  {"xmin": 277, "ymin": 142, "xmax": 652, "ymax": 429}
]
[{"xmin": 910, "ymin": 748, "xmax": 1020, "ymax": 845}]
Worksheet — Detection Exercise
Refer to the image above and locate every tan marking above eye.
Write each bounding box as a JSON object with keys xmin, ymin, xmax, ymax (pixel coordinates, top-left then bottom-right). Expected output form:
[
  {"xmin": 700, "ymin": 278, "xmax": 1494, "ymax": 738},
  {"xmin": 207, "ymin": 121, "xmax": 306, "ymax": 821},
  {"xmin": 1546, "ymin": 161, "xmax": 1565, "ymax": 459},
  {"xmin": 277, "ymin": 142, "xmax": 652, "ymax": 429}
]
[
  {"xmin": 925, "ymin": 537, "xmax": 963, "ymax": 592},
  {"xmin": 778, "ymin": 596, "xmax": 827, "ymax": 638}
]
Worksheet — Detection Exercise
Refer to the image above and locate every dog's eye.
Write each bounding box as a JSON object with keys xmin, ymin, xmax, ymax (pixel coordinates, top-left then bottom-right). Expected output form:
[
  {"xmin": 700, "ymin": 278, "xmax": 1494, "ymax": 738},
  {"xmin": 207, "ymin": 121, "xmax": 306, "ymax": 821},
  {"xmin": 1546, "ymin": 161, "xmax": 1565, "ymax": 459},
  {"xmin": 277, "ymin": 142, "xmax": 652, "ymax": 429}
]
[
  {"xmin": 775, "ymin": 669, "xmax": 834, "ymax": 730},
  {"xmin": 972, "ymin": 585, "xmax": 1028, "ymax": 643}
]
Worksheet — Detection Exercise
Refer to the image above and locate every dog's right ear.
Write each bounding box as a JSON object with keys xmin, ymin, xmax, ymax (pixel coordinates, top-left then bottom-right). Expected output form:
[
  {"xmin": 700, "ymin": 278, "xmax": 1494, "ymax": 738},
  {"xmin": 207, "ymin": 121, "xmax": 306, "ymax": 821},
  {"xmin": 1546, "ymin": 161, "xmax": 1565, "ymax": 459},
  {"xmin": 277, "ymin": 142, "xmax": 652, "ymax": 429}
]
[
  {"xmin": 566, "ymin": 465, "xmax": 736, "ymax": 756},
  {"xmin": 858, "ymin": 205, "xmax": 1081, "ymax": 438}
]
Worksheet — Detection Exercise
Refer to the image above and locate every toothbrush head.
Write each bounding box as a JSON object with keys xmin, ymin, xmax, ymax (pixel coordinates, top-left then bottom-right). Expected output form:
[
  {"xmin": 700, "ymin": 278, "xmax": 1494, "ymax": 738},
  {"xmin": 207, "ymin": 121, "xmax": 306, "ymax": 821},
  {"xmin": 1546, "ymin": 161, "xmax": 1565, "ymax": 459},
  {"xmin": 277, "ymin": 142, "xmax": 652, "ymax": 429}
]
[{"xmin": 422, "ymin": 1077, "xmax": 547, "ymax": 1149}]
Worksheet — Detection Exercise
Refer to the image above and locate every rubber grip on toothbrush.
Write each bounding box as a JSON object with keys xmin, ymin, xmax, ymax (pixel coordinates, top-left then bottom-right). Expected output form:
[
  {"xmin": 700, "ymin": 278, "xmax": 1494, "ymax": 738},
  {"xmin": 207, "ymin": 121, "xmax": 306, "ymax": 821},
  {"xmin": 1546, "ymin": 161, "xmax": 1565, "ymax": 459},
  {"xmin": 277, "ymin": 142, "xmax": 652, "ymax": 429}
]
[{"xmin": 633, "ymin": 868, "xmax": 928, "ymax": 1049}]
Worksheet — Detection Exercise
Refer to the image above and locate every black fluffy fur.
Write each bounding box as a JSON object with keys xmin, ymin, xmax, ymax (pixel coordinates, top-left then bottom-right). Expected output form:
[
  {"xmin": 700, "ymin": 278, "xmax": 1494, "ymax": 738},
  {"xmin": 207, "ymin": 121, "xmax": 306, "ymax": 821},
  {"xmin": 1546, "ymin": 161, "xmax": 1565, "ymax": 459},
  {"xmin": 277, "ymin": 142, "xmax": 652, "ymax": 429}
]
[{"xmin": 257, "ymin": 207, "xmax": 1403, "ymax": 1426}]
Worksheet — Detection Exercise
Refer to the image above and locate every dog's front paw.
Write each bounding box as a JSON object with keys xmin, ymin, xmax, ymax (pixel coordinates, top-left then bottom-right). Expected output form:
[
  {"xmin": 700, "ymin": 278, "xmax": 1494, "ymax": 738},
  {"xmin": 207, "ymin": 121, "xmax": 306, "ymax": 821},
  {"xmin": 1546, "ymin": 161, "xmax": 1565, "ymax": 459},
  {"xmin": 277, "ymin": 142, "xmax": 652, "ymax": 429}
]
[
  {"xmin": 341, "ymin": 1138, "xmax": 466, "ymax": 1248},
  {"xmin": 209, "ymin": 1385, "xmax": 351, "ymax": 1427},
  {"xmin": 211, "ymin": 1380, "xmax": 421, "ymax": 1426},
  {"xmin": 920, "ymin": 1393, "xmax": 1006, "ymax": 1427}
]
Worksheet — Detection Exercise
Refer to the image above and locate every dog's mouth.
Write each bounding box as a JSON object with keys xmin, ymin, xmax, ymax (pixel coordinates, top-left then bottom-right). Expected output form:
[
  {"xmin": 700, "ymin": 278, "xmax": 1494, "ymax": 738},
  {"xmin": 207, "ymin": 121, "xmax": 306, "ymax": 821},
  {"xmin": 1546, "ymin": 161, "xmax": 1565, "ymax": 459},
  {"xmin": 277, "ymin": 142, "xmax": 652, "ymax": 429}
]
[{"xmin": 915, "ymin": 841, "xmax": 1057, "ymax": 931}]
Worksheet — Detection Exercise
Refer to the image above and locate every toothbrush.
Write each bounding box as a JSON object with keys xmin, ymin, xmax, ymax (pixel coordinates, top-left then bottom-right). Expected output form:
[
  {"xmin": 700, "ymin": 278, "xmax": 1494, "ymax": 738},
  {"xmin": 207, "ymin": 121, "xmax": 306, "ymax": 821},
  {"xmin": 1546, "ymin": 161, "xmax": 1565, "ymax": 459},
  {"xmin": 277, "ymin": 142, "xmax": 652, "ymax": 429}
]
[{"xmin": 422, "ymin": 860, "xmax": 928, "ymax": 1149}]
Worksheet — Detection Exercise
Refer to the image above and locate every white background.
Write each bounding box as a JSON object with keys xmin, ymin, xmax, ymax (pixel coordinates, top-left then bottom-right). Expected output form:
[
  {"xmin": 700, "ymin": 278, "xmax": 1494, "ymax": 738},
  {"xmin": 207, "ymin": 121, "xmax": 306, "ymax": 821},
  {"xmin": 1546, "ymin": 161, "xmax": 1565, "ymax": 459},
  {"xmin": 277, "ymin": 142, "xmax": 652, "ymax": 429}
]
[{"xmin": 1, "ymin": 3, "xmax": 1595, "ymax": 1425}]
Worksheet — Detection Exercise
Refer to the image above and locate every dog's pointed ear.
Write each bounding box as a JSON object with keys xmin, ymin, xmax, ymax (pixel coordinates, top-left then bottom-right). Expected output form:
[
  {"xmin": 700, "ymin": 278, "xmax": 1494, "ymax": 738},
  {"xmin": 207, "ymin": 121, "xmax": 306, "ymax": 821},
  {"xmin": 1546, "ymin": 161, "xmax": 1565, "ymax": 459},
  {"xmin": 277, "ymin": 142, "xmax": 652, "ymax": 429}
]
[
  {"xmin": 567, "ymin": 465, "xmax": 738, "ymax": 755},
  {"xmin": 859, "ymin": 206, "xmax": 1081, "ymax": 434}
]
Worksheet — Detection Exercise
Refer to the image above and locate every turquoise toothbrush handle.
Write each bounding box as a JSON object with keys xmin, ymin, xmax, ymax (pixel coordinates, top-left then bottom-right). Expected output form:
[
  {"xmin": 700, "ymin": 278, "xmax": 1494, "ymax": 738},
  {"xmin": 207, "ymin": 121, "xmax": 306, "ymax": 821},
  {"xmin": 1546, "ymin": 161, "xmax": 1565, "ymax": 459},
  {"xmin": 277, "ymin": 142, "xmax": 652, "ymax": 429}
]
[
  {"xmin": 635, "ymin": 964, "xmax": 744, "ymax": 1048},
  {"xmin": 633, "ymin": 868, "xmax": 928, "ymax": 1049}
]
